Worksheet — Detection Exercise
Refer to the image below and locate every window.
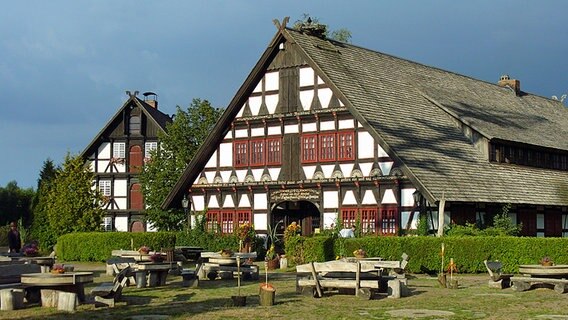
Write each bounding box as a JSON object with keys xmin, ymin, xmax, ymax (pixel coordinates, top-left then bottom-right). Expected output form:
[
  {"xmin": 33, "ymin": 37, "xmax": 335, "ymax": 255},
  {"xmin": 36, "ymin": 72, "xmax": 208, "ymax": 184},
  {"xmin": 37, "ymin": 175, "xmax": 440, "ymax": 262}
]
[
  {"xmin": 234, "ymin": 141, "xmax": 248, "ymax": 167},
  {"xmin": 250, "ymin": 139, "xmax": 265, "ymax": 166},
  {"xmin": 266, "ymin": 138, "xmax": 282, "ymax": 165},
  {"xmin": 301, "ymin": 134, "xmax": 318, "ymax": 163},
  {"xmin": 340, "ymin": 208, "xmax": 357, "ymax": 227},
  {"xmin": 206, "ymin": 209, "xmax": 252, "ymax": 234},
  {"xmin": 129, "ymin": 116, "xmax": 141, "ymax": 135},
  {"xmin": 360, "ymin": 208, "xmax": 378, "ymax": 234},
  {"xmin": 144, "ymin": 142, "xmax": 158, "ymax": 159},
  {"xmin": 319, "ymin": 133, "xmax": 335, "ymax": 161},
  {"xmin": 380, "ymin": 206, "xmax": 398, "ymax": 235},
  {"xmin": 99, "ymin": 180, "xmax": 111, "ymax": 196},
  {"xmin": 113, "ymin": 142, "xmax": 126, "ymax": 159},
  {"xmin": 102, "ymin": 217, "xmax": 113, "ymax": 232},
  {"xmin": 338, "ymin": 131, "xmax": 355, "ymax": 160}
]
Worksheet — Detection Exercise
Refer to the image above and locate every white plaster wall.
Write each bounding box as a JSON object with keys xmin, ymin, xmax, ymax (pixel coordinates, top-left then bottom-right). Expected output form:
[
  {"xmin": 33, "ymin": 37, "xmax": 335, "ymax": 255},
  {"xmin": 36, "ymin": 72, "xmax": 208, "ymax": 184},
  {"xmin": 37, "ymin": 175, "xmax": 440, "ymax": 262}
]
[
  {"xmin": 113, "ymin": 179, "xmax": 127, "ymax": 197},
  {"xmin": 323, "ymin": 191, "xmax": 339, "ymax": 209},
  {"xmin": 302, "ymin": 122, "xmax": 317, "ymax": 132},
  {"xmin": 223, "ymin": 130, "xmax": 232, "ymax": 140},
  {"xmin": 299, "ymin": 90, "xmax": 314, "ymax": 111},
  {"xmin": 323, "ymin": 212, "xmax": 338, "ymax": 229},
  {"xmin": 299, "ymin": 67, "xmax": 315, "ymax": 87},
  {"xmin": 284, "ymin": 124, "xmax": 299, "ymax": 134},
  {"xmin": 319, "ymin": 121, "xmax": 335, "ymax": 131},
  {"xmin": 251, "ymin": 127, "xmax": 264, "ymax": 137},
  {"xmin": 401, "ymin": 188, "xmax": 416, "ymax": 207},
  {"xmin": 220, "ymin": 171, "xmax": 231, "ymax": 183},
  {"xmin": 303, "ymin": 166, "xmax": 316, "ymax": 180},
  {"xmin": 254, "ymin": 193, "xmax": 267, "ymax": 210},
  {"xmin": 359, "ymin": 163, "xmax": 373, "ymax": 176},
  {"xmin": 381, "ymin": 189, "xmax": 397, "ymax": 204},
  {"xmin": 218, "ymin": 143, "xmax": 232, "ymax": 167},
  {"xmin": 318, "ymin": 88, "xmax": 333, "ymax": 109},
  {"xmin": 235, "ymin": 129, "xmax": 248, "ymax": 138},
  {"xmin": 265, "ymin": 71, "xmax": 279, "ymax": 91},
  {"xmin": 98, "ymin": 143, "xmax": 111, "ymax": 159},
  {"xmin": 236, "ymin": 103, "xmax": 245, "ymax": 118},
  {"xmin": 361, "ymin": 190, "xmax": 378, "ymax": 205},
  {"xmin": 192, "ymin": 195, "xmax": 205, "ymax": 211},
  {"xmin": 267, "ymin": 126, "xmax": 281, "ymax": 135},
  {"xmin": 114, "ymin": 216, "xmax": 128, "ymax": 232},
  {"xmin": 358, "ymin": 132, "xmax": 374, "ymax": 159},
  {"xmin": 249, "ymin": 96, "xmax": 262, "ymax": 116},
  {"xmin": 205, "ymin": 150, "xmax": 217, "ymax": 168},
  {"xmin": 338, "ymin": 119, "xmax": 354, "ymax": 129},
  {"xmin": 267, "ymin": 168, "xmax": 280, "ymax": 181},
  {"xmin": 222, "ymin": 195, "xmax": 235, "ymax": 208},
  {"xmin": 253, "ymin": 79, "xmax": 262, "ymax": 93},
  {"xmin": 115, "ymin": 198, "xmax": 127, "ymax": 210},
  {"xmin": 265, "ymin": 94, "xmax": 278, "ymax": 114},
  {"xmin": 208, "ymin": 195, "xmax": 219, "ymax": 208},
  {"xmin": 342, "ymin": 190, "xmax": 358, "ymax": 205},
  {"xmin": 254, "ymin": 213, "xmax": 268, "ymax": 230},
  {"xmin": 204, "ymin": 172, "xmax": 216, "ymax": 184},
  {"xmin": 378, "ymin": 145, "xmax": 389, "ymax": 158},
  {"xmin": 238, "ymin": 194, "xmax": 251, "ymax": 208}
]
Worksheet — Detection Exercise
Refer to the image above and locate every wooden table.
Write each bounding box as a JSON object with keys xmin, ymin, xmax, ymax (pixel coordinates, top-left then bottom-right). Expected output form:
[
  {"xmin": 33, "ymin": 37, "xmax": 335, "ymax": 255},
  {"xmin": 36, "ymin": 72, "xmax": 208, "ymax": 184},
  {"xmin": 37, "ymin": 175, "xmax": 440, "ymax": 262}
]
[
  {"xmin": 134, "ymin": 262, "xmax": 171, "ymax": 287},
  {"xmin": 20, "ymin": 272, "xmax": 94, "ymax": 302},
  {"xmin": 512, "ymin": 265, "xmax": 568, "ymax": 293},
  {"xmin": 198, "ymin": 252, "xmax": 258, "ymax": 281},
  {"xmin": 18, "ymin": 256, "xmax": 55, "ymax": 273}
]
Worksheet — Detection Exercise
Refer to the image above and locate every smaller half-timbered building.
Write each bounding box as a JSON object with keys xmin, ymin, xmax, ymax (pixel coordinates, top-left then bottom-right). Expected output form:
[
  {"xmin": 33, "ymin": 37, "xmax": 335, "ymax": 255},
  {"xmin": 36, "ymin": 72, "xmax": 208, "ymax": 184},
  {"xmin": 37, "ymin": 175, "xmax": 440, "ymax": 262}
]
[
  {"xmin": 82, "ymin": 91, "xmax": 171, "ymax": 231},
  {"xmin": 164, "ymin": 19, "xmax": 568, "ymax": 238}
]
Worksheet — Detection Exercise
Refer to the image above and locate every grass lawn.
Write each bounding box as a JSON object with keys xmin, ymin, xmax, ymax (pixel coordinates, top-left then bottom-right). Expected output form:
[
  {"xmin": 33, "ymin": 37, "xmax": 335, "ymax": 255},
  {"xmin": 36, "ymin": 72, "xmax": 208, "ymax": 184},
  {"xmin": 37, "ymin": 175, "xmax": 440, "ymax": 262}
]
[{"xmin": 2, "ymin": 262, "xmax": 568, "ymax": 320}]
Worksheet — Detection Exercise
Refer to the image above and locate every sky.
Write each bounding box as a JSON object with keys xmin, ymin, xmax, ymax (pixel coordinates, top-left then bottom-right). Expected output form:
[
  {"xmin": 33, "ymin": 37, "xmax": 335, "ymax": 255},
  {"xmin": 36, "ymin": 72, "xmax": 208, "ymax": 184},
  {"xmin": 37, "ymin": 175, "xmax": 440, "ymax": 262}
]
[{"xmin": 1, "ymin": 1, "xmax": 567, "ymax": 189}]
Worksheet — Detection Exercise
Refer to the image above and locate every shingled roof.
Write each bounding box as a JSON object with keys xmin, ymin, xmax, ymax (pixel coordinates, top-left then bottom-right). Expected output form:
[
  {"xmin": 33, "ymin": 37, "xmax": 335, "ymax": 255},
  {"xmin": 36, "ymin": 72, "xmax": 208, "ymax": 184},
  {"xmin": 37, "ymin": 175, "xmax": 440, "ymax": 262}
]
[
  {"xmin": 164, "ymin": 24, "xmax": 568, "ymax": 209},
  {"xmin": 284, "ymin": 27, "xmax": 568, "ymax": 206}
]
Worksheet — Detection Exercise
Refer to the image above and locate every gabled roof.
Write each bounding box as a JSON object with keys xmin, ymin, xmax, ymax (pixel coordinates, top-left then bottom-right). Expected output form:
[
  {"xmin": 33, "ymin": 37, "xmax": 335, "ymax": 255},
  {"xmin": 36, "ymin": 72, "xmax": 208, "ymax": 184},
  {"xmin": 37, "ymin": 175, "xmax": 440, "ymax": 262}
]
[
  {"xmin": 163, "ymin": 25, "xmax": 568, "ymax": 209},
  {"xmin": 81, "ymin": 96, "xmax": 171, "ymax": 158}
]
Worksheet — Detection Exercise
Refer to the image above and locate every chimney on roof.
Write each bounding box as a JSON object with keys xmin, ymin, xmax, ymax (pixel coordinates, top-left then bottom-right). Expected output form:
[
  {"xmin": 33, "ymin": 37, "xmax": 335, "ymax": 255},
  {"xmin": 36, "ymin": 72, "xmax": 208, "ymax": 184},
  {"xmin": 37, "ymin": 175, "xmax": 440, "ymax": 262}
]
[
  {"xmin": 143, "ymin": 91, "xmax": 158, "ymax": 109},
  {"xmin": 498, "ymin": 75, "xmax": 521, "ymax": 96}
]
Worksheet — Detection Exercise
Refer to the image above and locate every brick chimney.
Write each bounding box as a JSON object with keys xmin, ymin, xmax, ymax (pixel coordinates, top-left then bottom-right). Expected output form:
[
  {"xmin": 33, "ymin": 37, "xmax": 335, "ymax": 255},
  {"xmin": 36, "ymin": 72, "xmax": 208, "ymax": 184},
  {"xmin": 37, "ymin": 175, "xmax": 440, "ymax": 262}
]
[
  {"xmin": 143, "ymin": 91, "xmax": 158, "ymax": 109},
  {"xmin": 498, "ymin": 75, "xmax": 520, "ymax": 96}
]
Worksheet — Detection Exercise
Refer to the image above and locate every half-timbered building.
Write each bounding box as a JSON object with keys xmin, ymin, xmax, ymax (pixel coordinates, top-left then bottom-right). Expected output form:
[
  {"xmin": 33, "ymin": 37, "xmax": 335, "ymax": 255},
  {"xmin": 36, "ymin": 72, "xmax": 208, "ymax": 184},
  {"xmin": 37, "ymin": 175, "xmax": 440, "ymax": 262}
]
[
  {"xmin": 82, "ymin": 91, "xmax": 171, "ymax": 232},
  {"xmin": 164, "ymin": 19, "xmax": 568, "ymax": 238}
]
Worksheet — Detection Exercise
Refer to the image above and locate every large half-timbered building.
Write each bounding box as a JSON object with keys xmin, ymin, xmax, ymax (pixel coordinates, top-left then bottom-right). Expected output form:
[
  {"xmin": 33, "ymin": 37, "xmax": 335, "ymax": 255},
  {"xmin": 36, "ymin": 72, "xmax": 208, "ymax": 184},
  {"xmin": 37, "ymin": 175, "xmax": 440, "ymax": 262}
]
[
  {"xmin": 82, "ymin": 91, "xmax": 171, "ymax": 232},
  {"xmin": 164, "ymin": 19, "xmax": 568, "ymax": 237}
]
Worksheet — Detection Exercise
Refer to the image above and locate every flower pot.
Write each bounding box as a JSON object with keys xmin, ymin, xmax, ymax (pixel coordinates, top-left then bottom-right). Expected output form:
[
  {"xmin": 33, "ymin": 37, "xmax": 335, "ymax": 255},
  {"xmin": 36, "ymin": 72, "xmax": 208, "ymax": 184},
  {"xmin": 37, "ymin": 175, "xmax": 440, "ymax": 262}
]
[
  {"xmin": 231, "ymin": 295, "xmax": 246, "ymax": 307},
  {"xmin": 541, "ymin": 261, "xmax": 553, "ymax": 267},
  {"xmin": 354, "ymin": 254, "xmax": 366, "ymax": 259},
  {"xmin": 266, "ymin": 258, "xmax": 279, "ymax": 270}
]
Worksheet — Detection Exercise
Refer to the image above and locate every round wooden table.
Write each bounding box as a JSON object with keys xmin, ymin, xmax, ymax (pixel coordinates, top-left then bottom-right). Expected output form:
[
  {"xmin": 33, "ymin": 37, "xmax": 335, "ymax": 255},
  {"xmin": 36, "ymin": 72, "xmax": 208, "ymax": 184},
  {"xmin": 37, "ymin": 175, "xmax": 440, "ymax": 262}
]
[
  {"xmin": 518, "ymin": 264, "xmax": 568, "ymax": 278},
  {"xmin": 21, "ymin": 272, "xmax": 94, "ymax": 303}
]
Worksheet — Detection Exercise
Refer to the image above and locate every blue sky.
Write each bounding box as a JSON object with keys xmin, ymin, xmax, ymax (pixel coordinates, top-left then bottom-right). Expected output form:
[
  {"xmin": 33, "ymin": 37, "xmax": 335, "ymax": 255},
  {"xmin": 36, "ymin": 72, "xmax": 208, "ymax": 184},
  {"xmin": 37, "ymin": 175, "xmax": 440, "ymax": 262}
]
[{"xmin": 1, "ymin": 1, "xmax": 567, "ymax": 189}]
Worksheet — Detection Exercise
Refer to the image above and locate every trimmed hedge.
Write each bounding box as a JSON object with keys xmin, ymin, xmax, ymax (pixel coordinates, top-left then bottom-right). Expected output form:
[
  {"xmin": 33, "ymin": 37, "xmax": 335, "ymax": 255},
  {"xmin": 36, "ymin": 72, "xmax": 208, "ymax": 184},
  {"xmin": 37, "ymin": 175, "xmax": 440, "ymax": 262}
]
[
  {"xmin": 286, "ymin": 235, "xmax": 568, "ymax": 274},
  {"xmin": 57, "ymin": 232, "xmax": 177, "ymax": 262}
]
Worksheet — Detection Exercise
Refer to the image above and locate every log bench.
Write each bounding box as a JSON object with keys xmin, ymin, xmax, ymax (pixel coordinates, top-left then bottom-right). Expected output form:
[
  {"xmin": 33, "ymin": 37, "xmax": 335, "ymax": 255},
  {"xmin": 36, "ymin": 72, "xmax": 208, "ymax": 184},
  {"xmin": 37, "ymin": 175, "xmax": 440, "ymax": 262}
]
[
  {"xmin": 296, "ymin": 260, "xmax": 403, "ymax": 299},
  {"xmin": 197, "ymin": 263, "xmax": 259, "ymax": 281},
  {"xmin": 511, "ymin": 276, "xmax": 568, "ymax": 294},
  {"xmin": 484, "ymin": 260, "xmax": 512, "ymax": 289},
  {"xmin": 91, "ymin": 266, "xmax": 131, "ymax": 307}
]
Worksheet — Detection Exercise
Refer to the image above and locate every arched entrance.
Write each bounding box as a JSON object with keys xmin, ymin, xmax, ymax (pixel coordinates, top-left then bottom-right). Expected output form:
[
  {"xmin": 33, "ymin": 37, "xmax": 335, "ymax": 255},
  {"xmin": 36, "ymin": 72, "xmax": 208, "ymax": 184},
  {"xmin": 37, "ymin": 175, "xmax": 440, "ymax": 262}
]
[{"xmin": 271, "ymin": 200, "xmax": 320, "ymax": 236}]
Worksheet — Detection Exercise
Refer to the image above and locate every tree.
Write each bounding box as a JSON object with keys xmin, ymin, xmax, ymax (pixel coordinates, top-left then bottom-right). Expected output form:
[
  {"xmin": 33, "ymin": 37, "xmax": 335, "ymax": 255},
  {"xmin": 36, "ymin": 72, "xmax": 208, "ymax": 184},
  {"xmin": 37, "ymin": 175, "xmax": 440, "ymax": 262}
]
[
  {"xmin": 293, "ymin": 14, "xmax": 352, "ymax": 43},
  {"xmin": 140, "ymin": 98, "xmax": 223, "ymax": 231},
  {"xmin": 0, "ymin": 181, "xmax": 34, "ymax": 227},
  {"xmin": 29, "ymin": 159, "xmax": 59, "ymax": 250},
  {"xmin": 45, "ymin": 154, "xmax": 105, "ymax": 237}
]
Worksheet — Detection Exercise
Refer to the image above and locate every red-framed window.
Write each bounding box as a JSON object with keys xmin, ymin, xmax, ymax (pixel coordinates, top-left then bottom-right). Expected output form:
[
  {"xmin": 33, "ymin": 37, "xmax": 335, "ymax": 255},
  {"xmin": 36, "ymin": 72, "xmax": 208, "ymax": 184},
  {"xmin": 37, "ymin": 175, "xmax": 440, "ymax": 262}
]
[
  {"xmin": 360, "ymin": 207, "xmax": 378, "ymax": 234},
  {"xmin": 319, "ymin": 133, "xmax": 336, "ymax": 161},
  {"xmin": 250, "ymin": 139, "xmax": 265, "ymax": 166},
  {"xmin": 340, "ymin": 208, "xmax": 357, "ymax": 227},
  {"xmin": 266, "ymin": 138, "xmax": 282, "ymax": 165},
  {"xmin": 338, "ymin": 131, "xmax": 355, "ymax": 160},
  {"xmin": 234, "ymin": 141, "xmax": 248, "ymax": 167},
  {"xmin": 206, "ymin": 209, "xmax": 252, "ymax": 234},
  {"xmin": 302, "ymin": 134, "xmax": 318, "ymax": 163},
  {"xmin": 379, "ymin": 206, "xmax": 398, "ymax": 236}
]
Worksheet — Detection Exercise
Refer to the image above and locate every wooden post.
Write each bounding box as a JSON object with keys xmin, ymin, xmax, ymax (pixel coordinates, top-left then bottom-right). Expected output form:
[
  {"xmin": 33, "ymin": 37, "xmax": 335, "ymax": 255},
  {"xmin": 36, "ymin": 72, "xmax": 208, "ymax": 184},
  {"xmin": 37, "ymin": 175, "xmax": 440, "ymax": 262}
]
[
  {"xmin": 355, "ymin": 261, "xmax": 361, "ymax": 297},
  {"xmin": 57, "ymin": 291, "xmax": 77, "ymax": 313},
  {"xmin": 259, "ymin": 285, "xmax": 275, "ymax": 306},
  {"xmin": 437, "ymin": 197, "xmax": 446, "ymax": 237},
  {"xmin": 309, "ymin": 262, "xmax": 322, "ymax": 298}
]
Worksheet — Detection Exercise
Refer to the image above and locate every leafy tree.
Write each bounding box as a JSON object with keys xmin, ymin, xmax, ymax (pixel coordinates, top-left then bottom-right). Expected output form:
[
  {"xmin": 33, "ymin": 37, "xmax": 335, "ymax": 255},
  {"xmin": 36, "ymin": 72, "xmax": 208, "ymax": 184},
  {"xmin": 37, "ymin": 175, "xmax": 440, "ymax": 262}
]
[
  {"xmin": 29, "ymin": 159, "xmax": 59, "ymax": 250},
  {"xmin": 293, "ymin": 14, "xmax": 352, "ymax": 43},
  {"xmin": 45, "ymin": 154, "xmax": 105, "ymax": 237},
  {"xmin": 0, "ymin": 181, "xmax": 34, "ymax": 227},
  {"xmin": 140, "ymin": 98, "xmax": 223, "ymax": 231}
]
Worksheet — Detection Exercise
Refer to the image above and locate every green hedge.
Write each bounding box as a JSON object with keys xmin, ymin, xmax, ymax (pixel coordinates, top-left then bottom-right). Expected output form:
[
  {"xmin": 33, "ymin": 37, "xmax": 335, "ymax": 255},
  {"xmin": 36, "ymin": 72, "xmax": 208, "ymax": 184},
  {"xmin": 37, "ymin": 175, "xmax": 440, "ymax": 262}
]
[
  {"xmin": 57, "ymin": 232, "xmax": 177, "ymax": 262},
  {"xmin": 286, "ymin": 235, "xmax": 568, "ymax": 274}
]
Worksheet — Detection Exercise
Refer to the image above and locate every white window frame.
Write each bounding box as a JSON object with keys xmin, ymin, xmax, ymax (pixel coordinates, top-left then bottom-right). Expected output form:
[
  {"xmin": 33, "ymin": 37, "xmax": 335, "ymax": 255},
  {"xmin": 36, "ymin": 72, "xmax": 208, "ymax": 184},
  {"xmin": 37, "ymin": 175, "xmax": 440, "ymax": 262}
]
[
  {"xmin": 102, "ymin": 216, "xmax": 113, "ymax": 232},
  {"xmin": 145, "ymin": 141, "xmax": 158, "ymax": 159},
  {"xmin": 113, "ymin": 142, "xmax": 126, "ymax": 158},
  {"xmin": 99, "ymin": 180, "xmax": 111, "ymax": 196}
]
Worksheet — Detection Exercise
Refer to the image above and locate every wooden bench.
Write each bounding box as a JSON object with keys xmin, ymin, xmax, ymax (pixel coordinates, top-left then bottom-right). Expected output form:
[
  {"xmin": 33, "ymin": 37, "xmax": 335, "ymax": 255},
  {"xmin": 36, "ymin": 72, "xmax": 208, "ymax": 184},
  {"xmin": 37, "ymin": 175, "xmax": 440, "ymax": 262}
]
[
  {"xmin": 296, "ymin": 260, "xmax": 400, "ymax": 299},
  {"xmin": 198, "ymin": 263, "xmax": 259, "ymax": 281},
  {"xmin": 511, "ymin": 276, "xmax": 568, "ymax": 294},
  {"xmin": 484, "ymin": 260, "xmax": 512, "ymax": 289},
  {"xmin": 91, "ymin": 266, "xmax": 130, "ymax": 307}
]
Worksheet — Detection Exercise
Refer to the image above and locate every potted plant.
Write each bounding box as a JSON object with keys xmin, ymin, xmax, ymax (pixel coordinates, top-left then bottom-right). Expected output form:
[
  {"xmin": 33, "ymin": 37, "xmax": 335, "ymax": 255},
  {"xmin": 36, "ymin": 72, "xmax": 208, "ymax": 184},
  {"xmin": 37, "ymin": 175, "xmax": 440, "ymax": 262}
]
[
  {"xmin": 149, "ymin": 252, "xmax": 164, "ymax": 263},
  {"xmin": 353, "ymin": 249, "xmax": 366, "ymax": 259},
  {"xmin": 52, "ymin": 264, "xmax": 65, "ymax": 274},
  {"xmin": 237, "ymin": 222, "xmax": 255, "ymax": 253},
  {"xmin": 265, "ymin": 244, "xmax": 279, "ymax": 270},
  {"xmin": 540, "ymin": 256, "xmax": 554, "ymax": 267},
  {"xmin": 23, "ymin": 244, "xmax": 39, "ymax": 257},
  {"xmin": 138, "ymin": 246, "xmax": 150, "ymax": 254},
  {"xmin": 220, "ymin": 249, "xmax": 233, "ymax": 258}
]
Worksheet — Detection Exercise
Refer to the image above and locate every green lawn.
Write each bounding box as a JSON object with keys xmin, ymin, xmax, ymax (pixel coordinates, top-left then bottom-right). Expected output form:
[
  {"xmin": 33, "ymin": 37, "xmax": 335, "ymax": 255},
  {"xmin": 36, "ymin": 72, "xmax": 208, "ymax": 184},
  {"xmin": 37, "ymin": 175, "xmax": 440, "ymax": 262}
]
[{"xmin": 2, "ymin": 262, "xmax": 568, "ymax": 320}]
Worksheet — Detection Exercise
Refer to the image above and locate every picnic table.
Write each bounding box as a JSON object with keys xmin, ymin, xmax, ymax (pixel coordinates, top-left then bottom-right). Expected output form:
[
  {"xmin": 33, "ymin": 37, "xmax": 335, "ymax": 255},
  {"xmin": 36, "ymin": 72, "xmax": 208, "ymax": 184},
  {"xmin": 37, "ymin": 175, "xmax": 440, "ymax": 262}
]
[
  {"xmin": 512, "ymin": 264, "xmax": 568, "ymax": 293},
  {"xmin": 20, "ymin": 271, "xmax": 94, "ymax": 303},
  {"xmin": 197, "ymin": 252, "xmax": 258, "ymax": 281},
  {"xmin": 134, "ymin": 262, "xmax": 171, "ymax": 288}
]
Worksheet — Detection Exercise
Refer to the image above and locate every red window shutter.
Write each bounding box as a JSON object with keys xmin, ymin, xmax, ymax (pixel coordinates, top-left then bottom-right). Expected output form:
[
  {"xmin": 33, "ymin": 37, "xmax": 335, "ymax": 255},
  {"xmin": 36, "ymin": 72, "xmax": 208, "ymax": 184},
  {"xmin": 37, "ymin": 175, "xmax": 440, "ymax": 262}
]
[
  {"xmin": 130, "ymin": 183, "xmax": 143, "ymax": 210},
  {"xmin": 129, "ymin": 145, "xmax": 143, "ymax": 173}
]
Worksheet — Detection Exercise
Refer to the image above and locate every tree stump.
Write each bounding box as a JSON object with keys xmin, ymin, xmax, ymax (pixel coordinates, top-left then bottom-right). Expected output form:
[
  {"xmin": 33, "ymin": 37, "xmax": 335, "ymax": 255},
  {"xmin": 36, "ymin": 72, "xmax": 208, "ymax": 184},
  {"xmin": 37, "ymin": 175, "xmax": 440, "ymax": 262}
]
[
  {"xmin": 0, "ymin": 289, "xmax": 25, "ymax": 310},
  {"xmin": 41, "ymin": 289, "xmax": 59, "ymax": 307},
  {"xmin": 512, "ymin": 281, "xmax": 531, "ymax": 292},
  {"xmin": 57, "ymin": 291, "xmax": 77, "ymax": 313},
  {"xmin": 554, "ymin": 283, "xmax": 568, "ymax": 294},
  {"xmin": 259, "ymin": 285, "xmax": 275, "ymax": 306}
]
